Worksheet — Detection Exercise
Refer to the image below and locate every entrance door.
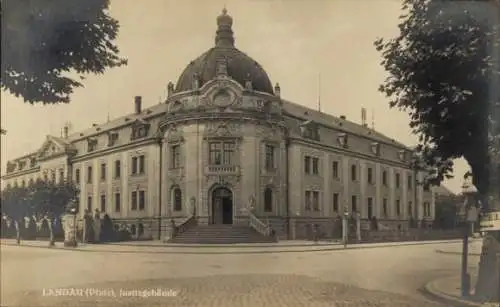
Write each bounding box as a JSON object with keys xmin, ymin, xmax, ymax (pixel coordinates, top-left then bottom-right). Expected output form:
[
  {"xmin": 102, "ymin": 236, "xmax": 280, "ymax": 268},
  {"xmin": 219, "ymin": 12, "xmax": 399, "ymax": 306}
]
[{"xmin": 211, "ymin": 187, "xmax": 233, "ymax": 225}]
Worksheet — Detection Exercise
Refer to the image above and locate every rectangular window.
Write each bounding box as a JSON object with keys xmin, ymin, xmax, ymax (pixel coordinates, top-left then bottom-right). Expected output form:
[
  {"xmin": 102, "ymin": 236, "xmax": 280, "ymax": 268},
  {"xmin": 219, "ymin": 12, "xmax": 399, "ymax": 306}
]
[
  {"xmin": 408, "ymin": 201, "xmax": 413, "ymax": 217},
  {"xmin": 408, "ymin": 175, "xmax": 413, "ymax": 189},
  {"xmin": 383, "ymin": 198, "xmax": 388, "ymax": 216},
  {"xmin": 131, "ymin": 191, "xmax": 137, "ymax": 210},
  {"xmin": 367, "ymin": 167, "xmax": 373, "ymax": 184},
  {"xmin": 208, "ymin": 142, "xmax": 234, "ymax": 165},
  {"xmin": 209, "ymin": 143, "xmax": 222, "ymax": 165},
  {"xmin": 312, "ymin": 191, "xmax": 319, "ymax": 211},
  {"xmin": 332, "ymin": 161, "xmax": 339, "ymax": 179},
  {"xmin": 351, "ymin": 165, "xmax": 357, "ymax": 181},
  {"xmin": 50, "ymin": 171, "xmax": 56, "ymax": 183},
  {"xmin": 87, "ymin": 166, "xmax": 93, "ymax": 184},
  {"xmin": 222, "ymin": 143, "xmax": 234, "ymax": 165},
  {"xmin": 100, "ymin": 163, "xmax": 106, "ymax": 181},
  {"xmin": 87, "ymin": 196, "xmax": 92, "ymax": 211},
  {"xmin": 312, "ymin": 157, "xmax": 319, "ymax": 175},
  {"xmin": 131, "ymin": 157, "xmax": 138, "ymax": 174},
  {"xmin": 265, "ymin": 145, "xmax": 275, "ymax": 170},
  {"xmin": 304, "ymin": 156, "xmax": 311, "ymax": 174},
  {"xmin": 171, "ymin": 145, "xmax": 180, "ymax": 168},
  {"xmin": 114, "ymin": 193, "xmax": 121, "ymax": 212},
  {"xmin": 75, "ymin": 169, "xmax": 80, "ymax": 184},
  {"xmin": 139, "ymin": 190, "xmax": 145, "ymax": 210},
  {"xmin": 382, "ymin": 171, "xmax": 387, "ymax": 186},
  {"xmin": 424, "ymin": 202, "xmax": 431, "ymax": 216},
  {"xmin": 138, "ymin": 155, "xmax": 145, "ymax": 174},
  {"xmin": 395, "ymin": 173, "xmax": 401, "ymax": 188},
  {"xmin": 114, "ymin": 160, "xmax": 121, "ymax": 179},
  {"xmin": 396, "ymin": 199, "xmax": 401, "ymax": 216},
  {"xmin": 305, "ymin": 191, "xmax": 312, "ymax": 211},
  {"xmin": 100, "ymin": 194, "xmax": 106, "ymax": 212},
  {"xmin": 333, "ymin": 193, "xmax": 339, "ymax": 212},
  {"xmin": 367, "ymin": 197, "xmax": 373, "ymax": 219},
  {"xmin": 351, "ymin": 195, "xmax": 357, "ymax": 213}
]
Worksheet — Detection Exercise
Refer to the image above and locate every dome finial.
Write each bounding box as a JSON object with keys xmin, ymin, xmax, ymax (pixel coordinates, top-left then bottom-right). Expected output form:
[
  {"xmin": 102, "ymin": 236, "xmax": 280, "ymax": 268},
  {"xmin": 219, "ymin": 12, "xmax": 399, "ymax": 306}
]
[{"xmin": 215, "ymin": 8, "xmax": 234, "ymax": 47}]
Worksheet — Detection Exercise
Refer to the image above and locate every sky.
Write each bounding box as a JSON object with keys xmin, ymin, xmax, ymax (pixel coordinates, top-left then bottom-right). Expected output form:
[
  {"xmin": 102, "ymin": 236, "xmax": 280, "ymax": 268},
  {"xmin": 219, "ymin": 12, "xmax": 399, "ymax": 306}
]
[{"xmin": 0, "ymin": 0, "xmax": 469, "ymax": 193}]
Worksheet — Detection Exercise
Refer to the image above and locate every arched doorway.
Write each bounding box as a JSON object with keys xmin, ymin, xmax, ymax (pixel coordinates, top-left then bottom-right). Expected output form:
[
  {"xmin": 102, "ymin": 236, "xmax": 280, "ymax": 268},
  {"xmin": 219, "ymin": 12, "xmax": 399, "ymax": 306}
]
[{"xmin": 211, "ymin": 187, "xmax": 233, "ymax": 225}]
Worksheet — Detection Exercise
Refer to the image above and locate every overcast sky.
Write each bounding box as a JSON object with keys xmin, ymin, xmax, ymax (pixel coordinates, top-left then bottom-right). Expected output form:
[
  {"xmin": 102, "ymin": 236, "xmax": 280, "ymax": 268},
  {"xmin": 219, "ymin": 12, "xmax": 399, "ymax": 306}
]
[{"xmin": 0, "ymin": 0, "xmax": 469, "ymax": 193}]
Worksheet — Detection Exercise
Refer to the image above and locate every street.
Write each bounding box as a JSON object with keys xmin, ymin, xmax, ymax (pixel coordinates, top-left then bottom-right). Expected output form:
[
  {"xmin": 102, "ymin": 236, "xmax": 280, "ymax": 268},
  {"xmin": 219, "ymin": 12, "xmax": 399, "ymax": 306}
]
[{"xmin": 1, "ymin": 241, "xmax": 478, "ymax": 306}]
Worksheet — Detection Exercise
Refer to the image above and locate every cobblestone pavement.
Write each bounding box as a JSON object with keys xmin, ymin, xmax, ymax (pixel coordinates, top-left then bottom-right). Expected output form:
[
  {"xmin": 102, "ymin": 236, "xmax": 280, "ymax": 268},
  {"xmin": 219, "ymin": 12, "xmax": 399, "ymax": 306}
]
[
  {"xmin": 10, "ymin": 275, "xmax": 451, "ymax": 307},
  {"xmin": 1, "ymin": 242, "xmax": 469, "ymax": 306}
]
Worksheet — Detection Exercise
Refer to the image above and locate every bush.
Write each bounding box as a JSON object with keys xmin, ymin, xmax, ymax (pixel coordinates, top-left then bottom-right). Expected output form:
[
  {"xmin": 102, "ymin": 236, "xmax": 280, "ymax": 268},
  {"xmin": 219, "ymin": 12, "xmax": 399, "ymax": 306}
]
[{"xmin": 38, "ymin": 219, "xmax": 50, "ymax": 238}]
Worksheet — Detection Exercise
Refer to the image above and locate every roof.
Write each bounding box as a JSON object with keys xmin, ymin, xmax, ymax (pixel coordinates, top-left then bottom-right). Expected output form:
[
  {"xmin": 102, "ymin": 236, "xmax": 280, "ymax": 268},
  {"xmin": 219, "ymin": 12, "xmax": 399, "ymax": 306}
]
[
  {"xmin": 175, "ymin": 9, "xmax": 274, "ymax": 94},
  {"xmin": 281, "ymin": 99, "xmax": 410, "ymax": 148}
]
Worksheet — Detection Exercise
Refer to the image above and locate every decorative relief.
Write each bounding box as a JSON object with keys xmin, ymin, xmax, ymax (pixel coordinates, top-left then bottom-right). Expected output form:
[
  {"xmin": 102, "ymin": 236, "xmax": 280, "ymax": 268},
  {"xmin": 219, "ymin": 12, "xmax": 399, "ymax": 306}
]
[
  {"xmin": 205, "ymin": 174, "xmax": 240, "ymax": 186},
  {"xmin": 169, "ymin": 101, "xmax": 184, "ymax": 113},
  {"xmin": 205, "ymin": 122, "xmax": 242, "ymax": 138},
  {"xmin": 166, "ymin": 125, "xmax": 184, "ymax": 143}
]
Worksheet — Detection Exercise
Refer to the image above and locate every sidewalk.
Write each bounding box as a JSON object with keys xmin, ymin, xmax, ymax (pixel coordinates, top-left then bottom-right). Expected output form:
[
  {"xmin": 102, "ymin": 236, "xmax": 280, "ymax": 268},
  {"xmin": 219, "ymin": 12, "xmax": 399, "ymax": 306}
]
[
  {"xmin": 424, "ymin": 275, "xmax": 491, "ymax": 307},
  {"xmin": 1, "ymin": 238, "xmax": 465, "ymax": 254},
  {"xmin": 435, "ymin": 240, "xmax": 483, "ymax": 256}
]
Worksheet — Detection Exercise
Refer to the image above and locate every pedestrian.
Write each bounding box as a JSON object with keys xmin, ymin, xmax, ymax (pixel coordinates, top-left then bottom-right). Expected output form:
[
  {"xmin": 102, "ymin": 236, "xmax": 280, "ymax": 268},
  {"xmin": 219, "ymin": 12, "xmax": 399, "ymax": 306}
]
[{"xmin": 14, "ymin": 219, "xmax": 21, "ymax": 244}]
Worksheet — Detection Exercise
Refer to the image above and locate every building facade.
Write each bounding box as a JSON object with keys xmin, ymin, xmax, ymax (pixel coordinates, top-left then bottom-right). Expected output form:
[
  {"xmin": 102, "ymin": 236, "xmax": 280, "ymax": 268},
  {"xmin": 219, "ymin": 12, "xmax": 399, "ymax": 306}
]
[{"xmin": 1, "ymin": 9, "xmax": 435, "ymax": 240}]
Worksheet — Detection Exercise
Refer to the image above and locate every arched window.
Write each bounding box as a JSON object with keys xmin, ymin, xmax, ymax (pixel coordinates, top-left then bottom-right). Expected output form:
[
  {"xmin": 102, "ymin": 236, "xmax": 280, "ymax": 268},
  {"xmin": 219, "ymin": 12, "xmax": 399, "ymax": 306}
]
[
  {"xmin": 28, "ymin": 178, "xmax": 34, "ymax": 186},
  {"xmin": 21, "ymin": 180, "xmax": 26, "ymax": 187},
  {"xmin": 173, "ymin": 187, "xmax": 182, "ymax": 211},
  {"xmin": 6, "ymin": 184, "xmax": 12, "ymax": 189},
  {"xmin": 264, "ymin": 187, "xmax": 273, "ymax": 212},
  {"xmin": 130, "ymin": 224, "xmax": 137, "ymax": 236}
]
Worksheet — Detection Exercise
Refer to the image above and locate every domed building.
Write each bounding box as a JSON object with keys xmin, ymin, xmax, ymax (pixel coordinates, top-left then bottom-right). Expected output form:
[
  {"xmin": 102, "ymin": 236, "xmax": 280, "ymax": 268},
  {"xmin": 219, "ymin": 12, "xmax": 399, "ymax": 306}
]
[{"xmin": 1, "ymin": 10, "xmax": 435, "ymax": 243}]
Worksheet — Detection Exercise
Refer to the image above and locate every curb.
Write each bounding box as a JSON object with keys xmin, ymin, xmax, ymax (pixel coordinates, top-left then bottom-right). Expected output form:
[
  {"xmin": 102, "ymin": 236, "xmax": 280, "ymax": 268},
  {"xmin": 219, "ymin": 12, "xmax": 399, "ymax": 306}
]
[
  {"xmin": 1, "ymin": 239, "xmax": 464, "ymax": 255},
  {"xmin": 436, "ymin": 250, "xmax": 482, "ymax": 256},
  {"xmin": 422, "ymin": 277, "xmax": 482, "ymax": 307}
]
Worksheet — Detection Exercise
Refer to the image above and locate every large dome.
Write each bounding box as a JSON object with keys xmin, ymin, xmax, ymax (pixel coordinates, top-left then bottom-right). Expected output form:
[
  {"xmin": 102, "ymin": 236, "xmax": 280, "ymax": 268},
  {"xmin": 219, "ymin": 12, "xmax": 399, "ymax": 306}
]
[{"xmin": 175, "ymin": 9, "xmax": 274, "ymax": 94}]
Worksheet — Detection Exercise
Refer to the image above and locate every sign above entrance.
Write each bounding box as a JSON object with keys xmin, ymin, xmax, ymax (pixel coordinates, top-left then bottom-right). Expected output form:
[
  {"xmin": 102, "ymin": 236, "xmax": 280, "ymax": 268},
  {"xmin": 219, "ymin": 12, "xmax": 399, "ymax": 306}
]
[{"xmin": 480, "ymin": 211, "xmax": 500, "ymax": 231}]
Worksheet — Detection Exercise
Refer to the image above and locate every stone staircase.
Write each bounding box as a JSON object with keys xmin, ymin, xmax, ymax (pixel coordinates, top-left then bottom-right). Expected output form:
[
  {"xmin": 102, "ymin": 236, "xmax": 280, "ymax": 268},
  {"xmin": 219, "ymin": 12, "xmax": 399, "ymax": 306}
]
[{"xmin": 168, "ymin": 224, "xmax": 277, "ymax": 244}]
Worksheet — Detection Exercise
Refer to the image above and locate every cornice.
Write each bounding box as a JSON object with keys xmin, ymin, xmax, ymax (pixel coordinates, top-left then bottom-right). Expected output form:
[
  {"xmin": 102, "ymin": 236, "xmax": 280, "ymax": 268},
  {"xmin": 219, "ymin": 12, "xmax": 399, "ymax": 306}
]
[{"xmin": 2, "ymin": 166, "xmax": 41, "ymax": 180}]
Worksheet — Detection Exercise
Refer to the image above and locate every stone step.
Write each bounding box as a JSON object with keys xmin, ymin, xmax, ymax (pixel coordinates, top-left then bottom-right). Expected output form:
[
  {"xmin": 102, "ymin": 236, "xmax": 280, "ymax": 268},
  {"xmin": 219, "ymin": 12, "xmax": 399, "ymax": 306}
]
[{"xmin": 169, "ymin": 224, "xmax": 276, "ymax": 244}]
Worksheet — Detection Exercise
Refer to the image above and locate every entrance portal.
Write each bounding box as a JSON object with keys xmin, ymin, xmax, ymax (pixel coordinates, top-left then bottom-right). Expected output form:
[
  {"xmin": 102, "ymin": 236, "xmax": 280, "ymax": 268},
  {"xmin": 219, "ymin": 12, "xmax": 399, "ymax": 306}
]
[{"xmin": 211, "ymin": 187, "xmax": 233, "ymax": 224}]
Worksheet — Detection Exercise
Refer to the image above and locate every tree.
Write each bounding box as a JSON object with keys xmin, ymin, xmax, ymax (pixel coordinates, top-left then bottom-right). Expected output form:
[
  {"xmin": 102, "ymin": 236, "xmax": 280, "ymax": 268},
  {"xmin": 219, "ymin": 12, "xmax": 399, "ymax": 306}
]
[
  {"xmin": 1, "ymin": 0, "xmax": 127, "ymax": 104},
  {"xmin": 375, "ymin": 0, "xmax": 500, "ymax": 300},
  {"xmin": 374, "ymin": 0, "xmax": 499, "ymax": 202}
]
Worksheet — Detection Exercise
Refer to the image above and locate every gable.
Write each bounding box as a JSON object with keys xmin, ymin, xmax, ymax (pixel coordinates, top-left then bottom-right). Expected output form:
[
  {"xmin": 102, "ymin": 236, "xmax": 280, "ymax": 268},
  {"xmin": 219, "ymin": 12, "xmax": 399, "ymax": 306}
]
[{"xmin": 37, "ymin": 136, "xmax": 68, "ymax": 159}]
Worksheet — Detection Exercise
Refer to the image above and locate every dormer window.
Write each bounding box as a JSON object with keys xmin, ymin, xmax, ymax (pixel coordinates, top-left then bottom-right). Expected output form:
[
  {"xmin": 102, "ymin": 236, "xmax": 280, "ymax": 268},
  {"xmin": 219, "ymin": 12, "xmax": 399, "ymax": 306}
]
[
  {"xmin": 371, "ymin": 142, "xmax": 381, "ymax": 155},
  {"xmin": 87, "ymin": 138, "xmax": 98, "ymax": 152},
  {"xmin": 131, "ymin": 120, "xmax": 150, "ymax": 140},
  {"xmin": 108, "ymin": 132, "xmax": 119, "ymax": 147},
  {"xmin": 18, "ymin": 161, "xmax": 26, "ymax": 170},
  {"xmin": 398, "ymin": 150, "xmax": 407, "ymax": 161},
  {"xmin": 6, "ymin": 162, "xmax": 16, "ymax": 173},
  {"xmin": 337, "ymin": 133, "xmax": 348, "ymax": 148},
  {"xmin": 299, "ymin": 121, "xmax": 320, "ymax": 141}
]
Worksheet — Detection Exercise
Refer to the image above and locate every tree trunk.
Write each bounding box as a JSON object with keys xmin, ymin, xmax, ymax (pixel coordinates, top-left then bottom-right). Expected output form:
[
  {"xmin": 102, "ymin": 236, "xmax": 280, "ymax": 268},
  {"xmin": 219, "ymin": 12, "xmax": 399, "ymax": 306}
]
[{"xmin": 48, "ymin": 219, "xmax": 55, "ymax": 246}]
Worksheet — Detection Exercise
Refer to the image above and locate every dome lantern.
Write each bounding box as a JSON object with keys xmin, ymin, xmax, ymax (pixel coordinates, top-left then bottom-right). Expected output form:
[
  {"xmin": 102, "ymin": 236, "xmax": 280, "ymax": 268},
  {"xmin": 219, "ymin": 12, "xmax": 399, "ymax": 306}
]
[{"xmin": 215, "ymin": 8, "xmax": 234, "ymax": 47}]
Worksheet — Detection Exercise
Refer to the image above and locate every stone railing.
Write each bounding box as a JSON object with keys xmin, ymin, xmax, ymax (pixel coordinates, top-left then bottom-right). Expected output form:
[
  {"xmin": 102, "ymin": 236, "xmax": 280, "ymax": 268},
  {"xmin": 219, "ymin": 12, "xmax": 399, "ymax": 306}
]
[
  {"xmin": 248, "ymin": 210, "xmax": 271, "ymax": 237},
  {"xmin": 173, "ymin": 215, "xmax": 197, "ymax": 238}
]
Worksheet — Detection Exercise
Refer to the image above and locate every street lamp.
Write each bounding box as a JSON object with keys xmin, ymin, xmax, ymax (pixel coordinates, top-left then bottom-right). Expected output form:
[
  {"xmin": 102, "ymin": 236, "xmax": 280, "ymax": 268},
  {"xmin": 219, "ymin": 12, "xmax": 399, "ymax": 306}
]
[
  {"xmin": 461, "ymin": 177, "xmax": 478, "ymax": 297},
  {"xmin": 342, "ymin": 206, "xmax": 349, "ymax": 248}
]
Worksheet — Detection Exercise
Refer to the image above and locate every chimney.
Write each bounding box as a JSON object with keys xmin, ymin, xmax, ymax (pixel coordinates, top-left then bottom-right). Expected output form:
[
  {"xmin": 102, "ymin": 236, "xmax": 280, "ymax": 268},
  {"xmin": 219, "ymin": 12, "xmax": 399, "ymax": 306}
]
[
  {"xmin": 340, "ymin": 115, "xmax": 346, "ymax": 120},
  {"xmin": 361, "ymin": 108, "xmax": 367, "ymax": 127},
  {"xmin": 134, "ymin": 96, "xmax": 142, "ymax": 114},
  {"xmin": 63, "ymin": 126, "xmax": 69, "ymax": 138}
]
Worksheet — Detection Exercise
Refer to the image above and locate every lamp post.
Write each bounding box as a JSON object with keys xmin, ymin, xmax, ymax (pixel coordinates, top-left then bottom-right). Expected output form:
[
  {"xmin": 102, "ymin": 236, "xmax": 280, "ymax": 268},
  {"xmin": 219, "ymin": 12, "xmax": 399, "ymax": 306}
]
[
  {"xmin": 342, "ymin": 206, "xmax": 349, "ymax": 248},
  {"xmin": 461, "ymin": 177, "xmax": 478, "ymax": 297}
]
